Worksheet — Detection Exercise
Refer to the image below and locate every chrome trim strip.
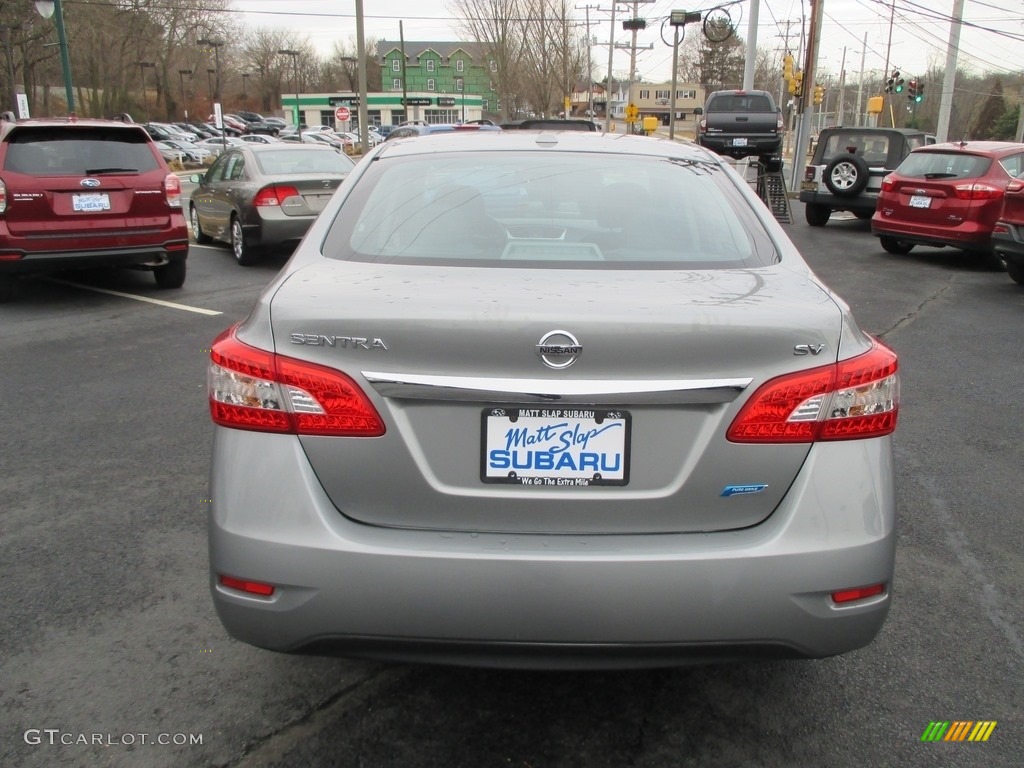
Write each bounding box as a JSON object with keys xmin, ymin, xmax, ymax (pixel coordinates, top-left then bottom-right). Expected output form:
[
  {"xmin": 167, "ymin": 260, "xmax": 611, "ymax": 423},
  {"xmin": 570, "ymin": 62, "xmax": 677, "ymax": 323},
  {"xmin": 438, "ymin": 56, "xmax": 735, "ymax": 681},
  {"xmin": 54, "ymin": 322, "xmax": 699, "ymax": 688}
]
[{"xmin": 362, "ymin": 371, "xmax": 753, "ymax": 404}]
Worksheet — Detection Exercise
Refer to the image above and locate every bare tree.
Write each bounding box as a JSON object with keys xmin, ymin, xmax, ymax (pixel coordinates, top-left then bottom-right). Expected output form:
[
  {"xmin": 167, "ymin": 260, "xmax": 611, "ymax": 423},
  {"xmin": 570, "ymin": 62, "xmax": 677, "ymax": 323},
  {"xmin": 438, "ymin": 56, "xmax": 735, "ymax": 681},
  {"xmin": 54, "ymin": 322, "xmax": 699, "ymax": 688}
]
[{"xmin": 448, "ymin": 0, "xmax": 529, "ymax": 121}]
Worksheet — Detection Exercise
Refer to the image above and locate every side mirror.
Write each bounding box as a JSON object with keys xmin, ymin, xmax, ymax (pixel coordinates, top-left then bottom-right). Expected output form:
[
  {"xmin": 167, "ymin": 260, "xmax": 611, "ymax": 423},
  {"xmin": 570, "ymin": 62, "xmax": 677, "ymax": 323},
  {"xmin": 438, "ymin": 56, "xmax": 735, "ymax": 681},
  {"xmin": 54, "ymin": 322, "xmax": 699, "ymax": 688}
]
[
  {"xmin": 693, "ymin": 107, "xmax": 703, "ymax": 115},
  {"xmin": 189, "ymin": 173, "xmax": 202, "ymax": 183}
]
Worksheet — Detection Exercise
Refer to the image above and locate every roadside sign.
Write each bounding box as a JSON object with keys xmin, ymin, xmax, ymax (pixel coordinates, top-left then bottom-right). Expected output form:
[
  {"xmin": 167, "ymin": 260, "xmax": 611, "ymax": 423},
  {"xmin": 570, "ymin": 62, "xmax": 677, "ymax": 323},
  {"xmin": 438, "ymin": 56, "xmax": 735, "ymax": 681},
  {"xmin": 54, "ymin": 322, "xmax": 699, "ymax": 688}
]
[
  {"xmin": 213, "ymin": 102, "xmax": 224, "ymax": 129},
  {"xmin": 625, "ymin": 103, "xmax": 640, "ymax": 123},
  {"xmin": 335, "ymin": 106, "xmax": 351, "ymax": 122},
  {"xmin": 16, "ymin": 93, "xmax": 29, "ymax": 119}
]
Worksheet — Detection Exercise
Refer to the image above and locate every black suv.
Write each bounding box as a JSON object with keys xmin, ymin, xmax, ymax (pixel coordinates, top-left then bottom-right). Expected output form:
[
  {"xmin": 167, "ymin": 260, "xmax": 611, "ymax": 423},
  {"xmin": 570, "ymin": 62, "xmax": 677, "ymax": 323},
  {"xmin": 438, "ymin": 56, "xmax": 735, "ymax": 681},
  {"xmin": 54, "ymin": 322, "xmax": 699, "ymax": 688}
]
[{"xmin": 799, "ymin": 126, "xmax": 933, "ymax": 226}]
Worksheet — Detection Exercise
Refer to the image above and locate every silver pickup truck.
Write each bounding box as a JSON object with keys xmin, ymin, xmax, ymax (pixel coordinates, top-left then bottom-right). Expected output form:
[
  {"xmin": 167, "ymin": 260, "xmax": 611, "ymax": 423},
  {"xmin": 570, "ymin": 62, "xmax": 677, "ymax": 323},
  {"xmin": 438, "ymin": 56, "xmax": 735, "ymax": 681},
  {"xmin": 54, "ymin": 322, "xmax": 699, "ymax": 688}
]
[{"xmin": 696, "ymin": 90, "xmax": 784, "ymax": 170}]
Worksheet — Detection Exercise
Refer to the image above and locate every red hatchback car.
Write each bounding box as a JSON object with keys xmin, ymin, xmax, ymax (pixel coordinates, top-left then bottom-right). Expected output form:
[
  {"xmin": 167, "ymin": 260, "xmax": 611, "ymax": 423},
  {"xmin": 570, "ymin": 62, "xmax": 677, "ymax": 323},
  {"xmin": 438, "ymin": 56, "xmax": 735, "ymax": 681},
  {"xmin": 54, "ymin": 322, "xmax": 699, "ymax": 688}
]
[
  {"xmin": 871, "ymin": 141, "xmax": 1024, "ymax": 260},
  {"xmin": 992, "ymin": 175, "xmax": 1024, "ymax": 285},
  {"xmin": 0, "ymin": 117, "xmax": 189, "ymax": 301}
]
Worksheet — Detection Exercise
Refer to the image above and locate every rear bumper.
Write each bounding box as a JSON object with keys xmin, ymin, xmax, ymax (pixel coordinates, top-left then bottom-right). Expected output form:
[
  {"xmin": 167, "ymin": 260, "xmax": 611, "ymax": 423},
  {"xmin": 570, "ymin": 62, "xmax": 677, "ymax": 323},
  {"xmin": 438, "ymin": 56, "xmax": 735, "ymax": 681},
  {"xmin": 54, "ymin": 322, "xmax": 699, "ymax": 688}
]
[
  {"xmin": 209, "ymin": 429, "xmax": 897, "ymax": 668},
  {"xmin": 696, "ymin": 135, "xmax": 782, "ymax": 159},
  {"xmin": 0, "ymin": 228, "xmax": 189, "ymax": 274},
  {"xmin": 246, "ymin": 209, "xmax": 317, "ymax": 250},
  {"xmin": 872, "ymin": 217, "xmax": 993, "ymax": 251},
  {"xmin": 799, "ymin": 190, "xmax": 878, "ymax": 214},
  {"xmin": 992, "ymin": 225, "xmax": 1024, "ymax": 267}
]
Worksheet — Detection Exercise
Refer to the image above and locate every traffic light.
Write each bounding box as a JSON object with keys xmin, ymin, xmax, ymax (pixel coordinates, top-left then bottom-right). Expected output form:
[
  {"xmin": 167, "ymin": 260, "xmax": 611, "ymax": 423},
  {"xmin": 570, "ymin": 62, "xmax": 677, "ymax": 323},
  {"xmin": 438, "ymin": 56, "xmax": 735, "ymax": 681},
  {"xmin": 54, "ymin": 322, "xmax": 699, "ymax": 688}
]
[
  {"xmin": 783, "ymin": 54, "xmax": 794, "ymax": 82},
  {"xmin": 907, "ymin": 79, "xmax": 917, "ymax": 101},
  {"xmin": 813, "ymin": 84, "xmax": 825, "ymax": 105},
  {"xmin": 790, "ymin": 70, "xmax": 804, "ymax": 98},
  {"xmin": 894, "ymin": 71, "xmax": 905, "ymax": 93},
  {"xmin": 885, "ymin": 70, "xmax": 897, "ymax": 93},
  {"xmin": 914, "ymin": 81, "xmax": 925, "ymax": 103}
]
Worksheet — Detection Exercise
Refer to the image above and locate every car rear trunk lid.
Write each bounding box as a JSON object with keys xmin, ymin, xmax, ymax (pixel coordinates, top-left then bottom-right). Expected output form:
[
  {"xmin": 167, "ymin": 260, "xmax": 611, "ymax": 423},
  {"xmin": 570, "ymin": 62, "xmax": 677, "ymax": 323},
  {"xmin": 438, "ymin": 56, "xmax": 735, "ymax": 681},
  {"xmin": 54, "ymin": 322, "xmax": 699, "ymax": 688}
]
[{"xmin": 263, "ymin": 261, "xmax": 845, "ymax": 535}]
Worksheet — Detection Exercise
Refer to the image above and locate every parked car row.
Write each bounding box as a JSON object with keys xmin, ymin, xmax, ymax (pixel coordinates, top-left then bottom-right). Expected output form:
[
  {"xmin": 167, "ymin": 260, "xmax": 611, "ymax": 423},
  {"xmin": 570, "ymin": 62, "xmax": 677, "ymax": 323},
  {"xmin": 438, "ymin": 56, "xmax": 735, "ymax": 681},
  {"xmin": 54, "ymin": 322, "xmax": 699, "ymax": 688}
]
[{"xmin": 800, "ymin": 126, "xmax": 1024, "ymax": 286}]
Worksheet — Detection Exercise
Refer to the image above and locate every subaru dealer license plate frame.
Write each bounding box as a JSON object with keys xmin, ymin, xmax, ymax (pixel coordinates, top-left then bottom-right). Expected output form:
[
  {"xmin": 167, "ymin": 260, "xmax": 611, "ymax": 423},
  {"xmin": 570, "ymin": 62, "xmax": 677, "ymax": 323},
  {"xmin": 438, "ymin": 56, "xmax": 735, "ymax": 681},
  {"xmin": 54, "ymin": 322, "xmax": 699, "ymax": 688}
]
[
  {"xmin": 481, "ymin": 407, "xmax": 631, "ymax": 487},
  {"xmin": 72, "ymin": 193, "xmax": 111, "ymax": 212}
]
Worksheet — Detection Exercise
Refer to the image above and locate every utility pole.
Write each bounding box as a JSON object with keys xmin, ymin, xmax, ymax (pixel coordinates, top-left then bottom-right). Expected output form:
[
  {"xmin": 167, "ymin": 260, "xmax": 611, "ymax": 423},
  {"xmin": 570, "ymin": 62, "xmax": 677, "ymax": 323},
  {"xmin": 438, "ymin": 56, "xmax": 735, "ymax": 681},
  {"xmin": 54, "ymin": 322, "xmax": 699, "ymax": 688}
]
[
  {"xmin": 882, "ymin": 0, "xmax": 895, "ymax": 126},
  {"xmin": 577, "ymin": 3, "xmax": 598, "ymax": 117},
  {"xmin": 836, "ymin": 46, "xmax": 847, "ymax": 126},
  {"xmin": 935, "ymin": 0, "xmax": 964, "ymax": 142},
  {"xmin": 621, "ymin": 2, "xmax": 653, "ymax": 132},
  {"xmin": 355, "ymin": 0, "xmax": 368, "ymax": 150},
  {"xmin": 856, "ymin": 33, "xmax": 867, "ymax": 126},
  {"xmin": 790, "ymin": 0, "xmax": 823, "ymax": 193},
  {"xmin": 603, "ymin": 2, "xmax": 618, "ymax": 132},
  {"xmin": 743, "ymin": 0, "xmax": 760, "ymax": 90}
]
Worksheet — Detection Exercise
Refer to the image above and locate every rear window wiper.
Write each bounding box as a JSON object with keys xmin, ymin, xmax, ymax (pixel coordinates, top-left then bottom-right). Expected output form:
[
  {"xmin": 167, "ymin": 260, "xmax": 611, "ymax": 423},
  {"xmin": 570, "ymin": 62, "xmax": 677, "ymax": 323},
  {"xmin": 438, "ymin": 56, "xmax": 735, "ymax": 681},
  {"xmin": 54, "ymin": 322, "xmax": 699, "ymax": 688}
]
[
  {"xmin": 922, "ymin": 172, "xmax": 958, "ymax": 179},
  {"xmin": 85, "ymin": 167, "xmax": 140, "ymax": 174}
]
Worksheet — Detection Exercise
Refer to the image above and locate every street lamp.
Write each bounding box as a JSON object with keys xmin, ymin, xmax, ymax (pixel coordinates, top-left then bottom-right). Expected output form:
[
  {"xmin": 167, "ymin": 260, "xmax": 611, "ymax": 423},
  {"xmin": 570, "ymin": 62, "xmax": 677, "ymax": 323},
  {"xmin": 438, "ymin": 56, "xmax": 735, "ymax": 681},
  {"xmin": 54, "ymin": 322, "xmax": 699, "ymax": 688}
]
[
  {"xmin": 178, "ymin": 68, "xmax": 192, "ymax": 120},
  {"xmin": 197, "ymin": 38, "xmax": 223, "ymax": 101},
  {"xmin": 242, "ymin": 72, "xmax": 251, "ymax": 105},
  {"xmin": 278, "ymin": 49, "xmax": 300, "ymax": 127},
  {"xmin": 136, "ymin": 61, "xmax": 155, "ymax": 121},
  {"xmin": 206, "ymin": 69, "xmax": 215, "ymax": 107},
  {"xmin": 33, "ymin": 0, "xmax": 74, "ymax": 113}
]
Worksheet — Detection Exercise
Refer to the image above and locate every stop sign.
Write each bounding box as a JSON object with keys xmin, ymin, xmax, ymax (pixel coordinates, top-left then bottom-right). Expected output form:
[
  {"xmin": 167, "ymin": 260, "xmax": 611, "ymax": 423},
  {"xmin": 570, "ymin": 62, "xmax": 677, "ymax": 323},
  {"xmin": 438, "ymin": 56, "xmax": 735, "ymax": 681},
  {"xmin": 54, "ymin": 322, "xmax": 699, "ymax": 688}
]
[{"xmin": 334, "ymin": 106, "xmax": 351, "ymax": 121}]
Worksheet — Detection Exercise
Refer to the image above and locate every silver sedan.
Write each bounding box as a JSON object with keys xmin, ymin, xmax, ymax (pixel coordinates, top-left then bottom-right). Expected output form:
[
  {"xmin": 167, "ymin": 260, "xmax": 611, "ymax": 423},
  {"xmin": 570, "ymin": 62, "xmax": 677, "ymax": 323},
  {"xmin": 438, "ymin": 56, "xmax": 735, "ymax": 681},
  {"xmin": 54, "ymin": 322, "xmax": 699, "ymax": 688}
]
[{"xmin": 207, "ymin": 132, "xmax": 900, "ymax": 668}]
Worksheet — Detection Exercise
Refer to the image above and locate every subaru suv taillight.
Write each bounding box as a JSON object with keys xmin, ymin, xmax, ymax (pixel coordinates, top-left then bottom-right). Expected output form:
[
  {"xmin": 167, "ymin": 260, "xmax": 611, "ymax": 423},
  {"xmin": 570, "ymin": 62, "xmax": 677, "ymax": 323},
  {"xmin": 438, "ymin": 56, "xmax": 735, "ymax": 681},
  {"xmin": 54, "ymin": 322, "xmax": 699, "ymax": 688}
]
[
  {"xmin": 209, "ymin": 325, "xmax": 385, "ymax": 437},
  {"xmin": 164, "ymin": 173, "xmax": 182, "ymax": 208},
  {"xmin": 727, "ymin": 338, "xmax": 899, "ymax": 443}
]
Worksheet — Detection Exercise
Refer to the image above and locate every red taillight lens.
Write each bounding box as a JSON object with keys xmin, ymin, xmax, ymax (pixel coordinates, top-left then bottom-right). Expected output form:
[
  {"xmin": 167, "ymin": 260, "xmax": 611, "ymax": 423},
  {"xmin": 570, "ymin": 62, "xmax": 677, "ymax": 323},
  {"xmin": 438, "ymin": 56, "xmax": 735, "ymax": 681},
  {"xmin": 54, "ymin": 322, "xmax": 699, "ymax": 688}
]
[
  {"xmin": 164, "ymin": 173, "xmax": 182, "ymax": 208},
  {"xmin": 208, "ymin": 326, "xmax": 386, "ymax": 436},
  {"xmin": 803, "ymin": 166, "xmax": 814, "ymax": 182},
  {"xmin": 1005, "ymin": 178, "xmax": 1024, "ymax": 194},
  {"xmin": 727, "ymin": 338, "xmax": 899, "ymax": 443},
  {"xmin": 698, "ymin": 119, "xmax": 706, "ymax": 133},
  {"xmin": 253, "ymin": 185, "xmax": 300, "ymax": 206},
  {"xmin": 953, "ymin": 182, "xmax": 1003, "ymax": 201},
  {"xmin": 880, "ymin": 175, "xmax": 896, "ymax": 193},
  {"xmin": 0, "ymin": 178, "xmax": 7, "ymax": 214},
  {"xmin": 776, "ymin": 115, "xmax": 784, "ymax": 131},
  {"xmin": 219, "ymin": 574, "xmax": 275, "ymax": 597},
  {"xmin": 832, "ymin": 583, "xmax": 885, "ymax": 604}
]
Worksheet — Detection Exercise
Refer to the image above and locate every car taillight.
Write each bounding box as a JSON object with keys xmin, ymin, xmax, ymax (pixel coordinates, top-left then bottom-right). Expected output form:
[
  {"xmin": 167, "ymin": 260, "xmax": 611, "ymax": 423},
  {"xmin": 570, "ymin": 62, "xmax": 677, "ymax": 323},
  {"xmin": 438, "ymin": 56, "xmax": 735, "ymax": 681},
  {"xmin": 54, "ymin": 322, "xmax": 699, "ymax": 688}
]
[
  {"xmin": 209, "ymin": 325, "xmax": 386, "ymax": 437},
  {"xmin": 164, "ymin": 173, "xmax": 182, "ymax": 208},
  {"xmin": 776, "ymin": 115, "xmax": 784, "ymax": 131},
  {"xmin": 698, "ymin": 119, "xmax": 706, "ymax": 133},
  {"xmin": 0, "ymin": 179, "xmax": 6, "ymax": 214},
  {"xmin": 1004, "ymin": 178, "xmax": 1023, "ymax": 194},
  {"xmin": 803, "ymin": 166, "xmax": 815, "ymax": 182},
  {"xmin": 727, "ymin": 337, "xmax": 899, "ymax": 443},
  {"xmin": 253, "ymin": 185, "xmax": 300, "ymax": 206},
  {"xmin": 880, "ymin": 174, "xmax": 896, "ymax": 193},
  {"xmin": 953, "ymin": 182, "xmax": 1003, "ymax": 201}
]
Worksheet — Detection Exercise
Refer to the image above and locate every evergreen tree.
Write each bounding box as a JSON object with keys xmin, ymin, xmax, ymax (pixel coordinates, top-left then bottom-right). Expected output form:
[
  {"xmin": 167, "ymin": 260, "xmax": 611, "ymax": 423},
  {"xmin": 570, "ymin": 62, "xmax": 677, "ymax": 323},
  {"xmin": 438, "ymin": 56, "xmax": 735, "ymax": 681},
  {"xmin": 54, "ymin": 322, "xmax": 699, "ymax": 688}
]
[{"xmin": 971, "ymin": 78, "xmax": 1005, "ymax": 139}]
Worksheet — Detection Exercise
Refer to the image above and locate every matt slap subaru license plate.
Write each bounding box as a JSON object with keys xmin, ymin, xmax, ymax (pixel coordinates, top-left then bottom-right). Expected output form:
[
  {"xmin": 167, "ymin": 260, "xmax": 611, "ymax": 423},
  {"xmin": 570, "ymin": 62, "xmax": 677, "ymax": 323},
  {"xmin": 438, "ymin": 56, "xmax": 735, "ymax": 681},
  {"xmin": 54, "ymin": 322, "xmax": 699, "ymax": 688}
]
[{"xmin": 481, "ymin": 407, "xmax": 631, "ymax": 486}]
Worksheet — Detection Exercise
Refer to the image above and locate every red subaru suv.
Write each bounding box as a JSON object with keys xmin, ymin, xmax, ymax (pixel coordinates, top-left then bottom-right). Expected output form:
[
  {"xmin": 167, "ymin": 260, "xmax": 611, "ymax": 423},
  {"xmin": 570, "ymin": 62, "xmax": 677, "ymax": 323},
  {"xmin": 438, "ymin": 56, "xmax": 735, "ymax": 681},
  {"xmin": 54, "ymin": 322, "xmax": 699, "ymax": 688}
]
[
  {"xmin": 0, "ymin": 116, "xmax": 189, "ymax": 301},
  {"xmin": 871, "ymin": 141, "xmax": 1024, "ymax": 261},
  {"xmin": 992, "ymin": 175, "xmax": 1024, "ymax": 285}
]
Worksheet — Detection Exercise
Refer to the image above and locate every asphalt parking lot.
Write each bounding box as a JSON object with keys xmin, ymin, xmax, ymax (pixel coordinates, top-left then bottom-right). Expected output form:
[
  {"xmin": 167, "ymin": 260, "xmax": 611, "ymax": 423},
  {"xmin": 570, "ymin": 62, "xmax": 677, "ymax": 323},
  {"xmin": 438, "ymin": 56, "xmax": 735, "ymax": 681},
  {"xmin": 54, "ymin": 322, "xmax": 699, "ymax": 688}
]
[{"xmin": 2, "ymin": 209, "xmax": 1022, "ymax": 768}]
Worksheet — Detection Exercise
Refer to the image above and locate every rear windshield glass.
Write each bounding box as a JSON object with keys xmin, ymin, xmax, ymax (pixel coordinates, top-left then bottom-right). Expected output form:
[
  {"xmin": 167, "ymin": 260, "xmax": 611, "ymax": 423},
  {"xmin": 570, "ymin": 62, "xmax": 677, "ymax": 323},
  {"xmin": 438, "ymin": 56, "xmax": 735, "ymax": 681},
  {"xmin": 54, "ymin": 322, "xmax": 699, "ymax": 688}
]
[
  {"xmin": 707, "ymin": 94, "xmax": 774, "ymax": 112},
  {"xmin": 896, "ymin": 152, "xmax": 992, "ymax": 180},
  {"xmin": 820, "ymin": 132, "xmax": 892, "ymax": 163},
  {"xmin": 253, "ymin": 148, "xmax": 356, "ymax": 175},
  {"xmin": 322, "ymin": 151, "xmax": 776, "ymax": 269},
  {"xmin": 3, "ymin": 127, "xmax": 161, "ymax": 175}
]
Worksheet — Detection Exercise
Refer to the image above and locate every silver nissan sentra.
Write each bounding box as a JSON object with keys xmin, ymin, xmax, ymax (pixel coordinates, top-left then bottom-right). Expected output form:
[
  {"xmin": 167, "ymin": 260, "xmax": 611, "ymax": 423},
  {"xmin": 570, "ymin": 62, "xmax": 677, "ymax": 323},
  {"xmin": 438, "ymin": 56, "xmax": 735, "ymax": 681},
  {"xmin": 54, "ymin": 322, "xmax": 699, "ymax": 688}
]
[{"xmin": 207, "ymin": 130, "xmax": 900, "ymax": 669}]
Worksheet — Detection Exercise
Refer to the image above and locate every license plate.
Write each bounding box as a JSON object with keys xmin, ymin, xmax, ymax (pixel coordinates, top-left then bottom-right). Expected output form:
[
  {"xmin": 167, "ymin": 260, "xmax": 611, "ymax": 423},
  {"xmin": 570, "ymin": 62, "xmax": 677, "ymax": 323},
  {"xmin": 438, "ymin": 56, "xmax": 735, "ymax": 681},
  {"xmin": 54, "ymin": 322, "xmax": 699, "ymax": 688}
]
[
  {"xmin": 732, "ymin": 138, "xmax": 748, "ymax": 147},
  {"xmin": 909, "ymin": 194, "xmax": 931, "ymax": 208},
  {"xmin": 72, "ymin": 193, "xmax": 110, "ymax": 212},
  {"xmin": 481, "ymin": 407, "xmax": 630, "ymax": 486},
  {"xmin": 800, "ymin": 181, "xmax": 816, "ymax": 191}
]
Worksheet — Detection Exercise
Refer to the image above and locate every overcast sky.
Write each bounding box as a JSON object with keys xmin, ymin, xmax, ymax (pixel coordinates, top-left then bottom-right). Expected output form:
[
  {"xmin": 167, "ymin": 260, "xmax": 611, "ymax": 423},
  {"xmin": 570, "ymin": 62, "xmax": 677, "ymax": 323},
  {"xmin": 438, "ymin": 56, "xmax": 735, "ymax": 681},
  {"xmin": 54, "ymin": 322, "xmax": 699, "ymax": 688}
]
[{"xmin": 232, "ymin": 0, "xmax": 1024, "ymax": 86}]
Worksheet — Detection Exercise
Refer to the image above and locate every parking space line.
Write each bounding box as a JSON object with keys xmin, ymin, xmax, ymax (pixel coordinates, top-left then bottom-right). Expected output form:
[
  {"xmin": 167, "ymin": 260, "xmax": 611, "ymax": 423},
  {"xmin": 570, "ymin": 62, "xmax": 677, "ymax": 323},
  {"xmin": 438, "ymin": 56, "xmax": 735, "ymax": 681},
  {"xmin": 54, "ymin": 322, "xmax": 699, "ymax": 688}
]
[{"xmin": 45, "ymin": 278, "xmax": 223, "ymax": 316}]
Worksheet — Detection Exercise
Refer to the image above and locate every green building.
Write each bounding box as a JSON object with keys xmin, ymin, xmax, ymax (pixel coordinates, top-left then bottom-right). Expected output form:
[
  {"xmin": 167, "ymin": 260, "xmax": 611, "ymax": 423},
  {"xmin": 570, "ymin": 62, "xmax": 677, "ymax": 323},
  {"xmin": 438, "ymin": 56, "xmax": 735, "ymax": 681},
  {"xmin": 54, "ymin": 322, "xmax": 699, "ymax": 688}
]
[{"xmin": 379, "ymin": 39, "xmax": 498, "ymax": 119}]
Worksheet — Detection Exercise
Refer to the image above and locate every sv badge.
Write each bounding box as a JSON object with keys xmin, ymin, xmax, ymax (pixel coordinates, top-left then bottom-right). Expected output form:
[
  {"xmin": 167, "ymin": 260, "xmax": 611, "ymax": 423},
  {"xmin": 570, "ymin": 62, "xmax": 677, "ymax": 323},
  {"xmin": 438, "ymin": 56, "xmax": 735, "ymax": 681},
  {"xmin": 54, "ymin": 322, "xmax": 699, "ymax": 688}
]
[{"xmin": 794, "ymin": 344, "xmax": 826, "ymax": 356}]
